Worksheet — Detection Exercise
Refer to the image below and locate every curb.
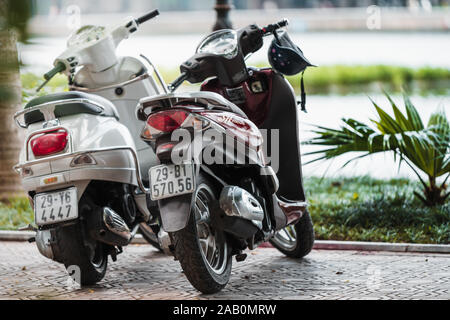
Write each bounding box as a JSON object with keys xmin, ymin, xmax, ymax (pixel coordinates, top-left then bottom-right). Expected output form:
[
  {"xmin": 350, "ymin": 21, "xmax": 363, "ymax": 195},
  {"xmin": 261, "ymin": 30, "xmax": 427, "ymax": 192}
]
[
  {"xmin": 0, "ymin": 230, "xmax": 149, "ymax": 244},
  {"xmin": 312, "ymin": 240, "xmax": 450, "ymax": 254},
  {"xmin": 0, "ymin": 230, "xmax": 448, "ymax": 254}
]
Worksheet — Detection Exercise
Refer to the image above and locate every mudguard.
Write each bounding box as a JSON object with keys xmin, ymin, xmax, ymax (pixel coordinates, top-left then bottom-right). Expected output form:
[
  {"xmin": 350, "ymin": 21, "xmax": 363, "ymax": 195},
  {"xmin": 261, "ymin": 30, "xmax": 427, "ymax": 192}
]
[
  {"xmin": 157, "ymin": 163, "xmax": 203, "ymax": 233},
  {"xmin": 158, "ymin": 193, "xmax": 193, "ymax": 233}
]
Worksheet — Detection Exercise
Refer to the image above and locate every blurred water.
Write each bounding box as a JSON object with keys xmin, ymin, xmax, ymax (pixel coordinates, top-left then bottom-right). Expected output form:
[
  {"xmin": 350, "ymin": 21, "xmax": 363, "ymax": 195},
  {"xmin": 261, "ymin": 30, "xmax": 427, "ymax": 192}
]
[{"xmin": 19, "ymin": 32, "xmax": 450, "ymax": 74}]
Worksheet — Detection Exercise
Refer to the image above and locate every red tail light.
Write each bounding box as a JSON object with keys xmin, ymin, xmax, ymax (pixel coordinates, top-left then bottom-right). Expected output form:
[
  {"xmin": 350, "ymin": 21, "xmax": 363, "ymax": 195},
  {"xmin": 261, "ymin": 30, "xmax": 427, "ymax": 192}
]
[
  {"xmin": 147, "ymin": 109, "xmax": 189, "ymax": 132},
  {"xmin": 30, "ymin": 130, "xmax": 68, "ymax": 157}
]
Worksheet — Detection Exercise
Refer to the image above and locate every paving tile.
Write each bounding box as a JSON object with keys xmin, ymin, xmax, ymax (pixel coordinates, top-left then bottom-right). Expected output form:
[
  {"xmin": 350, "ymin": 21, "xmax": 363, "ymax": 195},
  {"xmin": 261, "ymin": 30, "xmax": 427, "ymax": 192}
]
[{"xmin": 0, "ymin": 241, "xmax": 448, "ymax": 300}]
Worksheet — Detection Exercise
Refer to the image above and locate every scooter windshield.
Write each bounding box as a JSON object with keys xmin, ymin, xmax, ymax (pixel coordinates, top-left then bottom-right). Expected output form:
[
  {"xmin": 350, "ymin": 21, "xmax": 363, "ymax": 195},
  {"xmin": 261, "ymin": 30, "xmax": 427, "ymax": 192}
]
[
  {"xmin": 196, "ymin": 29, "xmax": 238, "ymax": 59},
  {"xmin": 67, "ymin": 25, "xmax": 106, "ymax": 48}
]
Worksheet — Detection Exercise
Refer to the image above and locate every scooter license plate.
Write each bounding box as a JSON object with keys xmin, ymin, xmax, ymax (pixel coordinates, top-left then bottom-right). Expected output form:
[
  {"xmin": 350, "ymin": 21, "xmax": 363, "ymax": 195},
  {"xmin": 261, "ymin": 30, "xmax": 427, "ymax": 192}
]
[
  {"xmin": 34, "ymin": 187, "xmax": 78, "ymax": 226},
  {"xmin": 149, "ymin": 163, "xmax": 196, "ymax": 201}
]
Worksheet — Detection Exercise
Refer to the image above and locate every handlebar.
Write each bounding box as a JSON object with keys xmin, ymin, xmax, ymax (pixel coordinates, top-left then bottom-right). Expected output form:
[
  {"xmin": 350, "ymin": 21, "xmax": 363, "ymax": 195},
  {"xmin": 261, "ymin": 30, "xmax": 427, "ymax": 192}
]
[
  {"xmin": 261, "ymin": 19, "xmax": 289, "ymax": 35},
  {"xmin": 136, "ymin": 9, "xmax": 160, "ymax": 25},
  {"xmin": 44, "ymin": 61, "xmax": 66, "ymax": 81},
  {"xmin": 168, "ymin": 72, "xmax": 188, "ymax": 92}
]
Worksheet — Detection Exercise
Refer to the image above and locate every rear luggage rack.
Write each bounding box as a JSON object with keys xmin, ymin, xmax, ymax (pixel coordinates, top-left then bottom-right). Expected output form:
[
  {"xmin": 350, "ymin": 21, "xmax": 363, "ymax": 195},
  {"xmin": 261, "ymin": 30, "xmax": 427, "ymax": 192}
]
[{"xmin": 14, "ymin": 98, "xmax": 106, "ymax": 128}]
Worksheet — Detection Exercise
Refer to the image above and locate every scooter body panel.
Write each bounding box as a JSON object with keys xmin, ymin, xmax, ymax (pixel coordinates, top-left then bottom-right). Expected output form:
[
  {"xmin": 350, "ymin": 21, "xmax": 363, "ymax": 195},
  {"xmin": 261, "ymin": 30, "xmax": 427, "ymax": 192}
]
[
  {"xmin": 19, "ymin": 112, "xmax": 139, "ymax": 197},
  {"xmin": 73, "ymin": 56, "xmax": 160, "ymax": 180}
]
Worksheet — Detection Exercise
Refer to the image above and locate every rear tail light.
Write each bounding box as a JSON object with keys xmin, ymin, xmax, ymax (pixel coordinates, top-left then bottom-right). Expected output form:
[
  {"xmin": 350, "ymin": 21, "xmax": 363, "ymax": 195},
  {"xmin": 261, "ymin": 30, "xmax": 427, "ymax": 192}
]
[
  {"xmin": 141, "ymin": 109, "xmax": 189, "ymax": 140},
  {"xmin": 148, "ymin": 109, "xmax": 189, "ymax": 132},
  {"xmin": 30, "ymin": 130, "xmax": 68, "ymax": 157}
]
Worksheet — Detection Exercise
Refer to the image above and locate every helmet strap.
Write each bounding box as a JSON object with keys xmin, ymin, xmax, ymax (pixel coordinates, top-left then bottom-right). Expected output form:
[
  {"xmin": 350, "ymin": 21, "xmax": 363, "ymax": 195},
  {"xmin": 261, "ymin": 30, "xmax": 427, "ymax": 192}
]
[
  {"xmin": 273, "ymin": 31, "xmax": 281, "ymax": 45},
  {"xmin": 298, "ymin": 71, "xmax": 307, "ymax": 113}
]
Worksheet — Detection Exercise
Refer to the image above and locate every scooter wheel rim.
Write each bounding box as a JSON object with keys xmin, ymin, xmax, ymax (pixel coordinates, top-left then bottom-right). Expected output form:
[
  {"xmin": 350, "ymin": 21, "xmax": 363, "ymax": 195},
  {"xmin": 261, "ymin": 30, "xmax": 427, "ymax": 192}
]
[
  {"xmin": 272, "ymin": 225, "xmax": 298, "ymax": 251},
  {"xmin": 194, "ymin": 185, "xmax": 228, "ymax": 275}
]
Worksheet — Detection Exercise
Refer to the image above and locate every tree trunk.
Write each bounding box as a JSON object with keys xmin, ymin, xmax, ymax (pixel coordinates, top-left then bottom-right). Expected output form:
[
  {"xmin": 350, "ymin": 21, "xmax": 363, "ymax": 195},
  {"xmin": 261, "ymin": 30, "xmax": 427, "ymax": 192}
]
[{"xmin": 0, "ymin": 29, "xmax": 24, "ymax": 200}]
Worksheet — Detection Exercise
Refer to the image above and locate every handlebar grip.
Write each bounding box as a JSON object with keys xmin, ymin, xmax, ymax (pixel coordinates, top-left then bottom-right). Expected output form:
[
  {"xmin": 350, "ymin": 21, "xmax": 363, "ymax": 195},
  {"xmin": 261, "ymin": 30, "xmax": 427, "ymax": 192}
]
[
  {"xmin": 262, "ymin": 19, "xmax": 289, "ymax": 35},
  {"xmin": 44, "ymin": 62, "xmax": 66, "ymax": 81},
  {"xmin": 277, "ymin": 19, "xmax": 289, "ymax": 28},
  {"xmin": 136, "ymin": 9, "xmax": 160, "ymax": 25},
  {"xmin": 168, "ymin": 72, "xmax": 188, "ymax": 92}
]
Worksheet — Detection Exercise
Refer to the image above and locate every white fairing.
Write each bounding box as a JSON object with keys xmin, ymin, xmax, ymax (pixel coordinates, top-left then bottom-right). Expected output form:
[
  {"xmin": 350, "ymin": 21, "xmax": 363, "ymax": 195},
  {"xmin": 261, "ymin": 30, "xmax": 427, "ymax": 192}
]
[
  {"xmin": 73, "ymin": 56, "xmax": 160, "ymax": 179},
  {"xmin": 15, "ymin": 12, "xmax": 162, "ymax": 225},
  {"xmin": 17, "ymin": 57, "xmax": 160, "ymax": 205}
]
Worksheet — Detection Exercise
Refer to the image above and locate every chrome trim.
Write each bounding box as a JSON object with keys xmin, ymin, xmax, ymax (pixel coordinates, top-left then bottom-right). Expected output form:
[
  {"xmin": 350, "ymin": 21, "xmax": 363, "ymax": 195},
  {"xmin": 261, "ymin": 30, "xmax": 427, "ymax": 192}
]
[
  {"xmin": 43, "ymin": 119, "xmax": 60, "ymax": 129},
  {"xmin": 69, "ymin": 73, "xmax": 150, "ymax": 93},
  {"xmin": 219, "ymin": 186, "xmax": 264, "ymax": 229},
  {"xmin": 14, "ymin": 98, "xmax": 106, "ymax": 128},
  {"xmin": 139, "ymin": 54, "xmax": 169, "ymax": 94},
  {"xmin": 14, "ymin": 146, "xmax": 150, "ymax": 193},
  {"xmin": 25, "ymin": 125, "xmax": 73, "ymax": 162},
  {"xmin": 103, "ymin": 207, "xmax": 131, "ymax": 241}
]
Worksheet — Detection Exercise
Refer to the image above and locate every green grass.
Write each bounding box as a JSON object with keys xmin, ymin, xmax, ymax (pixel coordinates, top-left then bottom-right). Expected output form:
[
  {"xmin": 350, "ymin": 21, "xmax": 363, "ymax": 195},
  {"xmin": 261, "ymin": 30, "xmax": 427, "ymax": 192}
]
[
  {"xmin": 21, "ymin": 64, "xmax": 450, "ymax": 100},
  {"xmin": 1, "ymin": 176, "xmax": 448, "ymax": 243},
  {"xmin": 305, "ymin": 176, "xmax": 449, "ymax": 244},
  {"xmin": 160, "ymin": 64, "xmax": 450, "ymax": 95},
  {"xmin": 286, "ymin": 65, "xmax": 450, "ymax": 95},
  {"xmin": 21, "ymin": 73, "xmax": 68, "ymax": 104},
  {"xmin": 0, "ymin": 197, "xmax": 33, "ymax": 231}
]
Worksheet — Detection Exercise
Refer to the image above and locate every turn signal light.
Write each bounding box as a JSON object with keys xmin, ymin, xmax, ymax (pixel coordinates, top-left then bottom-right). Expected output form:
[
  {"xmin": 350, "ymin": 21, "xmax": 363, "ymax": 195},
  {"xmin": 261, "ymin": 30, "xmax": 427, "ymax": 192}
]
[{"xmin": 30, "ymin": 130, "xmax": 68, "ymax": 157}]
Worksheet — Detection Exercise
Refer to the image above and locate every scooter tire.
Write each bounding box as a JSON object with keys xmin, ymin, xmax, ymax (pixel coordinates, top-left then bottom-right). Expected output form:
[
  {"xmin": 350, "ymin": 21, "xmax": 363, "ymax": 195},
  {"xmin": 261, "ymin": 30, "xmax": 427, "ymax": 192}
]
[
  {"xmin": 171, "ymin": 174, "xmax": 232, "ymax": 294},
  {"xmin": 270, "ymin": 209, "xmax": 315, "ymax": 258},
  {"xmin": 54, "ymin": 222, "xmax": 108, "ymax": 285}
]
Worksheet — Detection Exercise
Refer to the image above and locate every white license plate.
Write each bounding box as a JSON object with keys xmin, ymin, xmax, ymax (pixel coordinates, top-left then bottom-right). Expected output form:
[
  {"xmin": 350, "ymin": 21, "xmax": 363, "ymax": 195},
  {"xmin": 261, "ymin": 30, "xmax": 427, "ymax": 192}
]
[
  {"xmin": 149, "ymin": 163, "xmax": 195, "ymax": 200},
  {"xmin": 34, "ymin": 188, "xmax": 78, "ymax": 226}
]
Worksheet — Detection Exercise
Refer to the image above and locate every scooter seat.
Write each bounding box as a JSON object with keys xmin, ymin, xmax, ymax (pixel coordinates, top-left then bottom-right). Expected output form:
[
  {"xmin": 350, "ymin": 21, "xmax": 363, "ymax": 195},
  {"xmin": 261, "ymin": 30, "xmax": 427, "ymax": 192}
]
[{"xmin": 24, "ymin": 91, "xmax": 119, "ymax": 126}]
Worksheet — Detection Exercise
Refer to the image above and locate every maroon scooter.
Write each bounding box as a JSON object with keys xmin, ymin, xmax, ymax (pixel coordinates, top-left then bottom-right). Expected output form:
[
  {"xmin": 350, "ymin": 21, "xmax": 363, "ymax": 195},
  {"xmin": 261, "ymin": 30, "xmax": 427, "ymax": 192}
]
[{"xmin": 136, "ymin": 19, "xmax": 314, "ymax": 293}]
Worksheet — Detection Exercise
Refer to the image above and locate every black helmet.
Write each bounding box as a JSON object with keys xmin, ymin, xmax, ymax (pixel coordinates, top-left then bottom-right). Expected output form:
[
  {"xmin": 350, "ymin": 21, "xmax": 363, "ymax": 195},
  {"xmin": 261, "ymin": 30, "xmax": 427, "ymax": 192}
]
[{"xmin": 268, "ymin": 30, "xmax": 314, "ymax": 76}]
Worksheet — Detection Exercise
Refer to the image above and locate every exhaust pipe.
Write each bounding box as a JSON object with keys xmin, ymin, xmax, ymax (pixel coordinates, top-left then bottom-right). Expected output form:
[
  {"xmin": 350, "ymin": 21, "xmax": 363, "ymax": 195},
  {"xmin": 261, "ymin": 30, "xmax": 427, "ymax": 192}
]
[
  {"xmin": 219, "ymin": 186, "xmax": 264, "ymax": 229},
  {"xmin": 88, "ymin": 207, "xmax": 131, "ymax": 246}
]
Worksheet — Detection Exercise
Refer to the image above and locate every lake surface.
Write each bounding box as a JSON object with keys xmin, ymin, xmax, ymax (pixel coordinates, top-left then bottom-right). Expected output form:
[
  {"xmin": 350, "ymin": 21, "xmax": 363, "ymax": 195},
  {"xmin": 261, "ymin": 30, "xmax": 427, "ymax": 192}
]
[
  {"xmin": 18, "ymin": 32, "xmax": 450, "ymax": 180},
  {"xmin": 19, "ymin": 32, "xmax": 450, "ymax": 74}
]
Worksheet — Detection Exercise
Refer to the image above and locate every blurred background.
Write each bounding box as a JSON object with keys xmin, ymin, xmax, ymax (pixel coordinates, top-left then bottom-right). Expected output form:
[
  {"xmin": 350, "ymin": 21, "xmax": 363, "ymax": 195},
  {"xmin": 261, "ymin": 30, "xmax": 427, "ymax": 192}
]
[{"xmin": 19, "ymin": 0, "xmax": 450, "ymax": 179}]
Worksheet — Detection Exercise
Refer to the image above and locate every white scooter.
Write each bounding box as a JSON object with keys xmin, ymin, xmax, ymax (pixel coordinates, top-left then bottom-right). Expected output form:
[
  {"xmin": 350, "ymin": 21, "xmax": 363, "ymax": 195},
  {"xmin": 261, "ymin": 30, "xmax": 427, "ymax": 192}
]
[{"xmin": 13, "ymin": 9, "xmax": 165, "ymax": 285}]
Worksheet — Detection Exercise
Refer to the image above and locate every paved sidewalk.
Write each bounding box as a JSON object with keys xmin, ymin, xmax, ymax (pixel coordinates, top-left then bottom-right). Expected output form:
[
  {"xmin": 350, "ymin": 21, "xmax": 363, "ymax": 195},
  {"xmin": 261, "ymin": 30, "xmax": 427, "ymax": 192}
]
[{"xmin": 0, "ymin": 241, "xmax": 448, "ymax": 300}]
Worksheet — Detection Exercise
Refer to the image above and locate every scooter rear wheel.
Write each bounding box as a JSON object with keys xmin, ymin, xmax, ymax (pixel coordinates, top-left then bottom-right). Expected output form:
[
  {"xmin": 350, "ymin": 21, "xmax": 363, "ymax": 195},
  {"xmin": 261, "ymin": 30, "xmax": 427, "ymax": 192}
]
[
  {"xmin": 171, "ymin": 174, "xmax": 232, "ymax": 294},
  {"xmin": 270, "ymin": 209, "xmax": 315, "ymax": 258},
  {"xmin": 53, "ymin": 195, "xmax": 108, "ymax": 285}
]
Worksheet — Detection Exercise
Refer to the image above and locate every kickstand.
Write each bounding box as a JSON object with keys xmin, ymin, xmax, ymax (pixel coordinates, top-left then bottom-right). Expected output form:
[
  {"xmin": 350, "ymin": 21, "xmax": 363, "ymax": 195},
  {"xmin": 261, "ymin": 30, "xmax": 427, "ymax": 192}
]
[{"xmin": 109, "ymin": 246, "xmax": 123, "ymax": 262}]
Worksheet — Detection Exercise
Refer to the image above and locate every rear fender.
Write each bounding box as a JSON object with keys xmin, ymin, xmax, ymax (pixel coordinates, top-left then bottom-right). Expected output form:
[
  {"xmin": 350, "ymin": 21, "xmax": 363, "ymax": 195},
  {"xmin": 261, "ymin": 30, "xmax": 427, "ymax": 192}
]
[
  {"xmin": 158, "ymin": 193, "xmax": 193, "ymax": 233},
  {"xmin": 157, "ymin": 165, "xmax": 223, "ymax": 233}
]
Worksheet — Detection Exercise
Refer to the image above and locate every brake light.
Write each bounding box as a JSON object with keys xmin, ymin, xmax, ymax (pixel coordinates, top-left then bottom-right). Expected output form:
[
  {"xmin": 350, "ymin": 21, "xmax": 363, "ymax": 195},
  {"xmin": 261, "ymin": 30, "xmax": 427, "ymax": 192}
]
[
  {"xmin": 147, "ymin": 109, "xmax": 189, "ymax": 132},
  {"xmin": 30, "ymin": 130, "xmax": 68, "ymax": 157},
  {"xmin": 142, "ymin": 109, "xmax": 190, "ymax": 140}
]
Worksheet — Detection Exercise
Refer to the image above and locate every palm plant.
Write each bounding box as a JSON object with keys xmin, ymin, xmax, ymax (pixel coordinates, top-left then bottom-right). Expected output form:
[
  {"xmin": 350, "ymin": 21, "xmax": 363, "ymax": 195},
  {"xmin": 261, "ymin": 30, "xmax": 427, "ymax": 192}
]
[{"xmin": 305, "ymin": 93, "xmax": 449, "ymax": 206}]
